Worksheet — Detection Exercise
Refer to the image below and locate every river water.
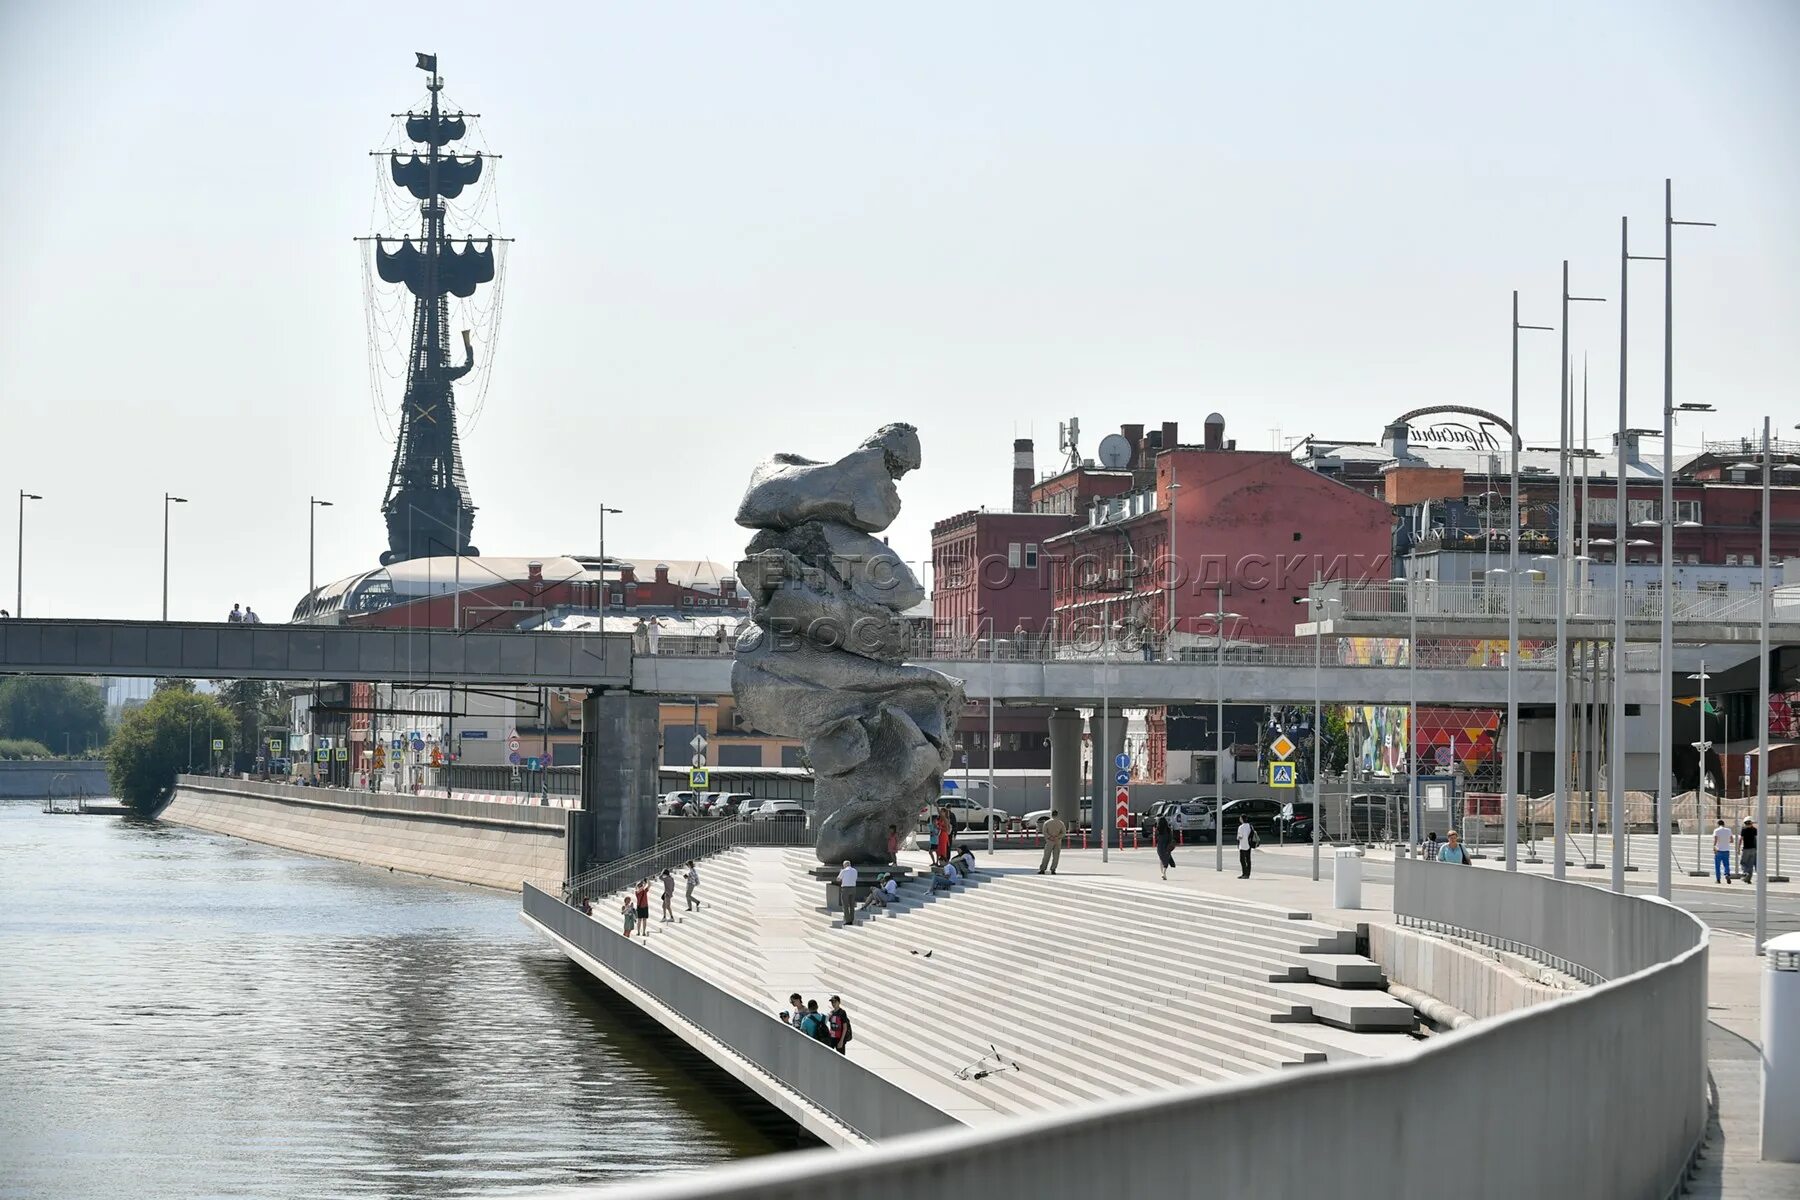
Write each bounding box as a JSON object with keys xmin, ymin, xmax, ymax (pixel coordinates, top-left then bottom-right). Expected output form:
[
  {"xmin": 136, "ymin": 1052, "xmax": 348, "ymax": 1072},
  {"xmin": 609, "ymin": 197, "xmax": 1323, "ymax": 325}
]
[{"xmin": 0, "ymin": 800, "xmax": 786, "ymax": 1199}]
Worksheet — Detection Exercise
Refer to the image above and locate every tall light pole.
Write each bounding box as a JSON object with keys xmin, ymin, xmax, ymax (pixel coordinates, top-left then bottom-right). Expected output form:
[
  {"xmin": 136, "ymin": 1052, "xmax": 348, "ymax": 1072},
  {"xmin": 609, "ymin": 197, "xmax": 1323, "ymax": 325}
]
[
  {"xmin": 1165, "ymin": 470, "xmax": 1181, "ymax": 660},
  {"xmin": 1213, "ymin": 597, "xmax": 1241, "ymax": 873},
  {"xmin": 1756, "ymin": 416, "xmax": 1771, "ymax": 951},
  {"xmin": 1555, "ymin": 263, "xmax": 1606, "ymax": 881},
  {"xmin": 308, "ymin": 497, "xmax": 333, "ymax": 598},
  {"xmin": 1295, "ymin": 585, "xmax": 1323, "ymax": 882},
  {"xmin": 1658, "ymin": 180, "xmax": 1716, "ymax": 900},
  {"xmin": 16, "ymin": 490, "xmax": 41, "ymax": 617},
  {"xmin": 599, "ymin": 504, "xmax": 623, "ymax": 610},
  {"xmin": 1614, "ymin": 217, "xmax": 1665, "ymax": 893},
  {"xmin": 1691, "ymin": 663, "xmax": 1711, "ymax": 875},
  {"xmin": 162, "ymin": 494, "xmax": 188, "ymax": 621},
  {"xmin": 1509, "ymin": 291, "xmax": 1554, "ymax": 870}
]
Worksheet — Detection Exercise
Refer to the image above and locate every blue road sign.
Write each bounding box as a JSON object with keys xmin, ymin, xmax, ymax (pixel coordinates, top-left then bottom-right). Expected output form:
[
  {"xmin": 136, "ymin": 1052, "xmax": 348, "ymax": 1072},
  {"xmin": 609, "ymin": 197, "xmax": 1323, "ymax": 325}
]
[
  {"xmin": 1270, "ymin": 762, "xmax": 1297, "ymax": 788},
  {"xmin": 1113, "ymin": 752, "xmax": 1131, "ymax": 770},
  {"xmin": 411, "ymin": 738, "xmax": 425, "ymax": 752},
  {"xmin": 390, "ymin": 738, "xmax": 402, "ymax": 751},
  {"xmin": 1115, "ymin": 770, "xmax": 1130, "ymax": 786},
  {"xmin": 508, "ymin": 751, "xmax": 521, "ymax": 765}
]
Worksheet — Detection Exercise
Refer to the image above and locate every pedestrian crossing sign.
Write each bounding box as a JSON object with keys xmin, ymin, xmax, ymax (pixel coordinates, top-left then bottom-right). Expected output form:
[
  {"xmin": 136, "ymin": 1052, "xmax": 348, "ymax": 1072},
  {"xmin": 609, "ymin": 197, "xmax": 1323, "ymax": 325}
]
[
  {"xmin": 689, "ymin": 766, "xmax": 710, "ymax": 788},
  {"xmin": 1270, "ymin": 761, "xmax": 1297, "ymax": 788}
]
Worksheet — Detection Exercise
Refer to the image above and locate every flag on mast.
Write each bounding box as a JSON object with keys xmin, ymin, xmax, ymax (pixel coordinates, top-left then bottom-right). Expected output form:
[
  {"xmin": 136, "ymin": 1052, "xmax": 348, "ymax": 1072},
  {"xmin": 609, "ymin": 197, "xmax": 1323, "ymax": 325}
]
[{"xmin": 415, "ymin": 52, "xmax": 438, "ymax": 73}]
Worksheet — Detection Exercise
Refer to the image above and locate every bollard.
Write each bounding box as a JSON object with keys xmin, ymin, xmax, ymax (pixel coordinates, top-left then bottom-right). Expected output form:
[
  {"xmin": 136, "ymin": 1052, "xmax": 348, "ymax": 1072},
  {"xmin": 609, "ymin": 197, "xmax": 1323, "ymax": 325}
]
[
  {"xmin": 1333, "ymin": 846, "xmax": 1364, "ymax": 910},
  {"xmin": 1764, "ymin": 932, "xmax": 1800, "ymax": 1161}
]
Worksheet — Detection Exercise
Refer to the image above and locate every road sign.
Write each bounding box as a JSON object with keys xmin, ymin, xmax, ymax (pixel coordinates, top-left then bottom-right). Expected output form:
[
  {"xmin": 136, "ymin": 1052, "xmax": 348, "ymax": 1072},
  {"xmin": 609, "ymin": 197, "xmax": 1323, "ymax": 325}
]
[
  {"xmin": 211, "ymin": 738, "xmax": 224, "ymax": 752},
  {"xmin": 1114, "ymin": 752, "xmax": 1131, "ymax": 770},
  {"xmin": 1114, "ymin": 786, "xmax": 1130, "ymax": 829},
  {"xmin": 318, "ymin": 736, "xmax": 333, "ymax": 750},
  {"xmin": 289, "ymin": 734, "xmax": 306, "ymax": 752},
  {"xmin": 314, "ymin": 748, "xmax": 327, "ymax": 762},
  {"xmin": 335, "ymin": 747, "xmax": 348, "ymax": 762},
  {"xmin": 390, "ymin": 738, "xmax": 402, "ymax": 751},
  {"xmin": 1269, "ymin": 733, "xmax": 1296, "ymax": 761},
  {"xmin": 526, "ymin": 756, "xmax": 542, "ymax": 771},
  {"xmin": 411, "ymin": 738, "xmax": 425, "ymax": 752},
  {"xmin": 1435, "ymin": 746, "xmax": 1454, "ymax": 766},
  {"xmin": 689, "ymin": 733, "xmax": 709, "ymax": 753},
  {"xmin": 1115, "ymin": 770, "xmax": 1130, "ymax": 787},
  {"xmin": 692, "ymin": 754, "xmax": 706, "ymax": 767},
  {"xmin": 269, "ymin": 739, "xmax": 281, "ymax": 755},
  {"xmin": 508, "ymin": 734, "xmax": 521, "ymax": 752},
  {"xmin": 508, "ymin": 751, "xmax": 521, "ymax": 766},
  {"xmin": 1270, "ymin": 762, "xmax": 1297, "ymax": 788},
  {"xmin": 690, "ymin": 766, "xmax": 710, "ymax": 789},
  {"xmin": 461, "ymin": 729, "xmax": 488, "ymax": 739}
]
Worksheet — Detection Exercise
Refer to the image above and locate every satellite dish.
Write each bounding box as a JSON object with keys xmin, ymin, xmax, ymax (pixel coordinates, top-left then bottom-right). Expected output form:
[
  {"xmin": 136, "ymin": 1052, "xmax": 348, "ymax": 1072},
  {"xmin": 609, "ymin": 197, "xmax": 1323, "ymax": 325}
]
[{"xmin": 1097, "ymin": 433, "xmax": 1132, "ymax": 469}]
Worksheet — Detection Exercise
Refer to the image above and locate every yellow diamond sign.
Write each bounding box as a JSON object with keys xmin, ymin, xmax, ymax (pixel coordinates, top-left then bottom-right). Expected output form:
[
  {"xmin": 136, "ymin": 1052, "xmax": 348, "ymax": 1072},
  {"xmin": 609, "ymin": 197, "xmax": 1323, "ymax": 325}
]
[{"xmin": 1270, "ymin": 733, "xmax": 1296, "ymax": 761}]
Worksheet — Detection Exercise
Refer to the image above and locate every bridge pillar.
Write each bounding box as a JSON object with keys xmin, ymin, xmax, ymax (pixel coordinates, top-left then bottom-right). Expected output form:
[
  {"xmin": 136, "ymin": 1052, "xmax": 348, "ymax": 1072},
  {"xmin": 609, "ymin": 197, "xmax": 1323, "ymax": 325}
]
[
  {"xmin": 1088, "ymin": 710, "xmax": 1127, "ymax": 827},
  {"xmin": 1049, "ymin": 708, "xmax": 1083, "ymax": 825},
  {"xmin": 579, "ymin": 690, "xmax": 660, "ymax": 874}
]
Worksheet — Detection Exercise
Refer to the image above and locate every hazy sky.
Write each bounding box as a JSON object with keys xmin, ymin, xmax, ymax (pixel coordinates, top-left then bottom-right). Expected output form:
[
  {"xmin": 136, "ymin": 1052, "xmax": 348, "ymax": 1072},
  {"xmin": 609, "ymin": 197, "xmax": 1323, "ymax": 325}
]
[{"xmin": 3, "ymin": 0, "xmax": 1797, "ymax": 620}]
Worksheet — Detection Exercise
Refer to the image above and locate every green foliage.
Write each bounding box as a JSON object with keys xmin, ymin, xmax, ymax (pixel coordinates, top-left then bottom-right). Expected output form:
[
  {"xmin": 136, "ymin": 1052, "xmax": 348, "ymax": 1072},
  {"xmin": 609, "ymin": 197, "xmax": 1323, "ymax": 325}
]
[
  {"xmin": 0, "ymin": 676, "xmax": 108, "ymax": 756},
  {"xmin": 213, "ymin": 679, "xmax": 287, "ymax": 748},
  {"xmin": 1320, "ymin": 707, "xmax": 1349, "ymax": 775},
  {"xmin": 106, "ymin": 688, "xmax": 236, "ymax": 813},
  {"xmin": 0, "ymin": 737, "xmax": 54, "ymax": 760}
]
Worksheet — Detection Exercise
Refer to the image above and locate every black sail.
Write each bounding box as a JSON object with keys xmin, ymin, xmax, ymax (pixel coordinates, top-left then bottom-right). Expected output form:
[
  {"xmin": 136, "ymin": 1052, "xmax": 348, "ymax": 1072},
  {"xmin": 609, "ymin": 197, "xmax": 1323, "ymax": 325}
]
[
  {"xmin": 405, "ymin": 113, "xmax": 467, "ymax": 146},
  {"xmin": 390, "ymin": 153, "xmax": 483, "ymax": 200},
  {"xmin": 374, "ymin": 238, "xmax": 496, "ymax": 299}
]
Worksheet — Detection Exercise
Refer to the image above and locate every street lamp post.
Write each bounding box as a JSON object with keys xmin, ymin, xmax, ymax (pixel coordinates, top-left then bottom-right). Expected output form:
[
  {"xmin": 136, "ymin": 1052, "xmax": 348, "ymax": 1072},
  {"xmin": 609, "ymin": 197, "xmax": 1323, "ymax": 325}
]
[
  {"xmin": 1556, "ymin": 261, "xmax": 1606, "ymax": 881},
  {"xmin": 1391, "ymin": 573, "xmax": 1418, "ymax": 856},
  {"xmin": 16, "ymin": 490, "xmax": 41, "ymax": 617},
  {"xmin": 1756, "ymin": 416, "xmax": 1771, "ymax": 951},
  {"xmin": 1690, "ymin": 662, "xmax": 1711, "ymax": 876},
  {"xmin": 1658, "ymin": 180, "xmax": 1716, "ymax": 900},
  {"xmin": 162, "ymin": 494, "xmax": 188, "ymax": 621},
  {"xmin": 1614, "ymin": 216, "xmax": 1666, "ymax": 893},
  {"xmin": 1295, "ymin": 586, "xmax": 1323, "ymax": 882},
  {"xmin": 599, "ymin": 504, "xmax": 623, "ymax": 611},
  {"xmin": 1213, "ymin": 597, "xmax": 1241, "ymax": 873},
  {"xmin": 308, "ymin": 497, "xmax": 333, "ymax": 598},
  {"xmin": 1510, "ymin": 291, "xmax": 1555, "ymax": 871}
]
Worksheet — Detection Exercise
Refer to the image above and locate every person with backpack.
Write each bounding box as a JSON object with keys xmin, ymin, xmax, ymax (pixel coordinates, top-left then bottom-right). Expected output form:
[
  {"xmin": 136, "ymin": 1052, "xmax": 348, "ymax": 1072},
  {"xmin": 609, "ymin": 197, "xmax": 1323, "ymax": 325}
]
[
  {"xmin": 798, "ymin": 999, "xmax": 830, "ymax": 1043},
  {"xmin": 1437, "ymin": 829, "xmax": 1472, "ymax": 865},
  {"xmin": 826, "ymin": 996, "xmax": 854, "ymax": 1055},
  {"xmin": 1237, "ymin": 814, "xmax": 1260, "ymax": 879}
]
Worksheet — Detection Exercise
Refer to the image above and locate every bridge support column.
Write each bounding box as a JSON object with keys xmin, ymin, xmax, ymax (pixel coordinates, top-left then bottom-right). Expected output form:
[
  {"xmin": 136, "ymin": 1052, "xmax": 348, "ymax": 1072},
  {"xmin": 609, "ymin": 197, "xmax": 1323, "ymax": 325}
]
[
  {"xmin": 579, "ymin": 690, "xmax": 660, "ymax": 874},
  {"xmin": 1088, "ymin": 710, "xmax": 1127, "ymax": 828},
  {"xmin": 1049, "ymin": 707, "xmax": 1083, "ymax": 826}
]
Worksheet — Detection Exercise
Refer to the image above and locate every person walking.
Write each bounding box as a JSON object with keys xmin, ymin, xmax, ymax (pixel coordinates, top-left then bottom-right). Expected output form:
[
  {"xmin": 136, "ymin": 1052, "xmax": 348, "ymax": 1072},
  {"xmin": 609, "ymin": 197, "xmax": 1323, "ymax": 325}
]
[
  {"xmin": 1712, "ymin": 818, "xmax": 1734, "ymax": 884},
  {"xmin": 1153, "ymin": 813, "xmax": 1176, "ymax": 880},
  {"xmin": 1739, "ymin": 817, "xmax": 1759, "ymax": 884},
  {"xmin": 620, "ymin": 894, "xmax": 637, "ymax": 937},
  {"xmin": 1039, "ymin": 814, "xmax": 1067, "ymax": 875},
  {"xmin": 836, "ymin": 859, "xmax": 859, "ymax": 927},
  {"xmin": 245, "ymin": 606, "xmax": 262, "ymax": 624},
  {"xmin": 659, "ymin": 867, "xmax": 676, "ymax": 921},
  {"xmin": 1437, "ymin": 829, "xmax": 1472, "ymax": 865},
  {"xmin": 1423, "ymin": 831, "xmax": 1441, "ymax": 861},
  {"xmin": 633, "ymin": 879, "xmax": 651, "ymax": 936},
  {"xmin": 826, "ymin": 996, "xmax": 854, "ymax": 1055},
  {"xmin": 1237, "ymin": 814, "xmax": 1258, "ymax": 879},
  {"xmin": 228, "ymin": 603, "xmax": 243, "ymax": 623},
  {"xmin": 684, "ymin": 859, "xmax": 701, "ymax": 911}
]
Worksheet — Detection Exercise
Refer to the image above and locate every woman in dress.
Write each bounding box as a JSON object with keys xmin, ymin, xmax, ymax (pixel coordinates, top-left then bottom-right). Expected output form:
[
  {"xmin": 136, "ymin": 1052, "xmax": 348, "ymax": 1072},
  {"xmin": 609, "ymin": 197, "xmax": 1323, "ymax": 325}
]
[{"xmin": 1154, "ymin": 814, "xmax": 1177, "ymax": 880}]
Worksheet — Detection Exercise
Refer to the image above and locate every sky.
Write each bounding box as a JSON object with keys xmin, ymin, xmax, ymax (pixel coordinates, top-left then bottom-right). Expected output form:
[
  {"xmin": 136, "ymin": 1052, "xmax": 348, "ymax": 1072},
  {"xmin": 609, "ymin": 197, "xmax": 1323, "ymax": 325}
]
[{"xmin": 2, "ymin": 0, "xmax": 1797, "ymax": 621}]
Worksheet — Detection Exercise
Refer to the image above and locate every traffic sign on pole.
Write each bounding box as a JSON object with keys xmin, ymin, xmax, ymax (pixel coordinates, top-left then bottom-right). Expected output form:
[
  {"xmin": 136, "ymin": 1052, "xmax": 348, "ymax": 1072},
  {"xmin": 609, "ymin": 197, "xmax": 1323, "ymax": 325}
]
[
  {"xmin": 689, "ymin": 766, "xmax": 710, "ymax": 789},
  {"xmin": 1270, "ymin": 733, "xmax": 1296, "ymax": 761},
  {"xmin": 1270, "ymin": 762, "xmax": 1297, "ymax": 788},
  {"xmin": 1114, "ymin": 770, "xmax": 1130, "ymax": 787},
  {"xmin": 1115, "ymin": 785, "xmax": 1130, "ymax": 829},
  {"xmin": 1114, "ymin": 752, "xmax": 1131, "ymax": 771}
]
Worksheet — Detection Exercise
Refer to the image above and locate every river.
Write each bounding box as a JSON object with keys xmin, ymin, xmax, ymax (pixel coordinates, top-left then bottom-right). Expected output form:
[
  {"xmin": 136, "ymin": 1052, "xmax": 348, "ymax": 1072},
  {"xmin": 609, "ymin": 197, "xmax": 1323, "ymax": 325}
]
[{"xmin": 0, "ymin": 799, "xmax": 788, "ymax": 1199}]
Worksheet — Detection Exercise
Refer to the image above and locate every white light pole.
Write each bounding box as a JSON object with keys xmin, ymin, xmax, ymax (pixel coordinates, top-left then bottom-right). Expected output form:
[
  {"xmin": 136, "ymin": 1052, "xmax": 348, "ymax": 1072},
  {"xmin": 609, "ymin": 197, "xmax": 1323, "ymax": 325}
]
[
  {"xmin": 308, "ymin": 497, "xmax": 333, "ymax": 599},
  {"xmin": 162, "ymin": 493, "xmax": 188, "ymax": 621},
  {"xmin": 1213, "ymin": 597, "xmax": 1241, "ymax": 873},
  {"xmin": 16, "ymin": 490, "xmax": 41, "ymax": 617},
  {"xmin": 1101, "ymin": 595, "xmax": 1111, "ymax": 864},
  {"xmin": 599, "ymin": 504, "xmax": 623, "ymax": 610},
  {"xmin": 1657, "ymin": 180, "xmax": 1715, "ymax": 900},
  {"xmin": 1556, "ymin": 262, "xmax": 1606, "ymax": 881},
  {"xmin": 1756, "ymin": 416, "xmax": 1770, "ymax": 951},
  {"xmin": 1295, "ymin": 586, "xmax": 1323, "ymax": 881},
  {"xmin": 1392, "ymin": 574, "xmax": 1418, "ymax": 856},
  {"xmin": 1690, "ymin": 662, "xmax": 1711, "ymax": 875},
  {"xmin": 987, "ymin": 617, "xmax": 996, "ymax": 856},
  {"xmin": 1510, "ymin": 290, "xmax": 1555, "ymax": 871}
]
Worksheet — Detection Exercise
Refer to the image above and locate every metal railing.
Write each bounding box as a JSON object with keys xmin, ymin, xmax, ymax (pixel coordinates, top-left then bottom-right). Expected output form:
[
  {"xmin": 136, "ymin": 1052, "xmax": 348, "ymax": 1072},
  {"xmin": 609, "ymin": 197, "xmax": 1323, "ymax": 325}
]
[
  {"xmin": 563, "ymin": 816, "xmax": 812, "ymax": 901},
  {"xmin": 1326, "ymin": 580, "xmax": 1798, "ymax": 624}
]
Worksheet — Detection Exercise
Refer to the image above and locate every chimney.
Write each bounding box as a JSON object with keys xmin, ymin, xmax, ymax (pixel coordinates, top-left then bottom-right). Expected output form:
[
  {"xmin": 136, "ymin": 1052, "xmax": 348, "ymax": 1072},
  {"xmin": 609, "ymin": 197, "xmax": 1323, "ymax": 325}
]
[
  {"xmin": 1384, "ymin": 421, "xmax": 1410, "ymax": 460},
  {"xmin": 1204, "ymin": 412, "xmax": 1226, "ymax": 451},
  {"xmin": 527, "ymin": 560, "xmax": 544, "ymax": 584},
  {"xmin": 1012, "ymin": 438, "xmax": 1034, "ymax": 512},
  {"xmin": 1161, "ymin": 421, "xmax": 1179, "ymax": 451},
  {"xmin": 720, "ymin": 575, "xmax": 737, "ymax": 597},
  {"xmin": 1613, "ymin": 430, "xmax": 1642, "ymax": 464},
  {"xmin": 1121, "ymin": 424, "xmax": 1145, "ymax": 467},
  {"xmin": 654, "ymin": 563, "xmax": 671, "ymax": 585}
]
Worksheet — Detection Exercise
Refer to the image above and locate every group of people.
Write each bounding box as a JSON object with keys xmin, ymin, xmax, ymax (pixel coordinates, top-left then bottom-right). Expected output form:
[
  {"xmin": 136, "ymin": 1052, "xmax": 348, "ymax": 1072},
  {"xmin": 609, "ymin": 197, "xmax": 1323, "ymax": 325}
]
[
  {"xmin": 1712, "ymin": 816, "xmax": 1761, "ymax": 884},
  {"xmin": 573, "ymin": 860, "xmax": 702, "ymax": 937},
  {"xmin": 226, "ymin": 603, "xmax": 262, "ymax": 624},
  {"xmin": 1149, "ymin": 813, "xmax": 1263, "ymax": 880},
  {"xmin": 1418, "ymin": 830, "xmax": 1474, "ymax": 864},
  {"xmin": 780, "ymin": 993, "xmax": 854, "ymax": 1054}
]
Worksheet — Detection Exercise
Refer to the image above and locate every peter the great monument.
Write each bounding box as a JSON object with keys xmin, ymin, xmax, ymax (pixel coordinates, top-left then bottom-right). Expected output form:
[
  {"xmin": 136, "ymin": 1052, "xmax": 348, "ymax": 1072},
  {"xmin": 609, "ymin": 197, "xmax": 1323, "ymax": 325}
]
[{"xmin": 730, "ymin": 424, "xmax": 965, "ymax": 868}]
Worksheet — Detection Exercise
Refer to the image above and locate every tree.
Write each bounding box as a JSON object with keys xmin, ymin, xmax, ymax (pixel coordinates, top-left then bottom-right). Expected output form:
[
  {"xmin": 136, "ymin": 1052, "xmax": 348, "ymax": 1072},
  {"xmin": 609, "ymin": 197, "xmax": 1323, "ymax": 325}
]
[
  {"xmin": 106, "ymin": 687, "xmax": 236, "ymax": 813},
  {"xmin": 1320, "ymin": 707, "xmax": 1349, "ymax": 776},
  {"xmin": 0, "ymin": 676, "xmax": 108, "ymax": 756},
  {"xmin": 213, "ymin": 679, "xmax": 287, "ymax": 750}
]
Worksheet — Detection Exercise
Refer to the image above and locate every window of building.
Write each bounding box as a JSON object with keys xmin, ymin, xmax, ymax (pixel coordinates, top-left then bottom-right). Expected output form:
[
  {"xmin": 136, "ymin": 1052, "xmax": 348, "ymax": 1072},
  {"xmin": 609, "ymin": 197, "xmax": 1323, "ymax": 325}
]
[
  {"xmin": 780, "ymin": 745, "xmax": 806, "ymax": 768},
  {"xmin": 718, "ymin": 744, "xmax": 762, "ymax": 767},
  {"xmin": 1744, "ymin": 554, "xmax": 1756, "ymax": 567},
  {"xmin": 1471, "ymin": 569, "xmax": 1487, "ymax": 588},
  {"xmin": 1726, "ymin": 554, "xmax": 1739, "ymax": 566},
  {"xmin": 1024, "ymin": 544, "xmax": 1038, "ymax": 569},
  {"xmin": 1686, "ymin": 554, "xmax": 1700, "ymax": 565},
  {"xmin": 1675, "ymin": 500, "xmax": 1702, "ymax": 524},
  {"xmin": 1698, "ymin": 581, "xmax": 1728, "ymax": 595},
  {"xmin": 1008, "ymin": 542, "xmax": 1022, "ymax": 569}
]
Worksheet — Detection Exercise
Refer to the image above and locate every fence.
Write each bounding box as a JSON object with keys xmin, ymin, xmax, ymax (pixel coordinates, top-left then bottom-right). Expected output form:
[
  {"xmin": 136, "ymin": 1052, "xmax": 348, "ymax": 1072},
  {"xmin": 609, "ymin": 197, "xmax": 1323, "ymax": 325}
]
[
  {"xmin": 523, "ymin": 884, "xmax": 955, "ymax": 1143},
  {"xmin": 575, "ymin": 862, "xmax": 1708, "ymax": 1200},
  {"xmin": 562, "ymin": 816, "xmax": 812, "ymax": 902},
  {"xmin": 1328, "ymin": 579, "xmax": 1797, "ymax": 624}
]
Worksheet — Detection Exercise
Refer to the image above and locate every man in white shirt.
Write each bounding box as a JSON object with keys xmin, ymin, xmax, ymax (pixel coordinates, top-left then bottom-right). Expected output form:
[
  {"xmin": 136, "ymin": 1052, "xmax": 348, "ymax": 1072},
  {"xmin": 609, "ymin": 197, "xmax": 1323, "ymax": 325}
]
[
  {"xmin": 836, "ymin": 860, "xmax": 859, "ymax": 925},
  {"xmin": 1237, "ymin": 816, "xmax": 1257, "ymax": 879},
  {"xmin": 1712, "ymin": 819, "xmax": 1734, "ymax": 884}
]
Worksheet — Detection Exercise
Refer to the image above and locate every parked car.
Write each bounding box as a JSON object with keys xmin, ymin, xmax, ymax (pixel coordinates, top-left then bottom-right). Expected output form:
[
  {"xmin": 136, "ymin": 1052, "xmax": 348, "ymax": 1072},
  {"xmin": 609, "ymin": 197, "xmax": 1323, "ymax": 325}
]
[
  {"xmin": 750, "ymin": 799, "xmax": 806, "ymax": 822},
  {"xmin": 1179, "ymin": 797, "xmax": 1290, "ymax": 843},
  {"xmin": 704, "ymin": 792, "xmax": 756, "ymax": 817},
  {"xmin": 1278, "ymin": 800, "xmax": 1325, "ymax": 842},
  {"xmin": 1022, "ymin": 805, "xmax": 1093, "ymax": 831},
  {"xmin": 919, "ymin": 796, "xmax": 1007, "ymax": 832},
  {"xmin": 1335, "ymin": 794, "xmax": 1396, "ymax": 842},
  {"xmin": 659, "ymin": 790, "xmax": 700, "ymax": 815},
  {"xmin": 1138, "ymin": 799, "xmax": 1215, "ymax": 837}
]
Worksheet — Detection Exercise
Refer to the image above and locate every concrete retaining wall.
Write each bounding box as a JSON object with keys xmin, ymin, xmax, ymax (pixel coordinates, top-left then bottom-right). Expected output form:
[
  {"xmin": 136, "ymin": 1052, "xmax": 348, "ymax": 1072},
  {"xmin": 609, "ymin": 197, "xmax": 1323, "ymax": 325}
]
[
  {"xmin": 1369, "ymin": 922, "xmax": 1566, "ymax": 1022},
  {"xmin": 162, "ymin": 776, "xmax": 567, "ymax": 892},
  {"xmin": 0, "ymin": 760, "xmax": 109, "ymax": 798}
]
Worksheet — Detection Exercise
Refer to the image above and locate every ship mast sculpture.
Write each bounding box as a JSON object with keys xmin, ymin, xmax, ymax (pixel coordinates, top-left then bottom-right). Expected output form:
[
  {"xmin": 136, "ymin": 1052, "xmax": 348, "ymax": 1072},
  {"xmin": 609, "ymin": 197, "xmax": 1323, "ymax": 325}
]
[
  {"xmin": 731, "ymin": 425, "xmax": 965, "ymax": 868},
  {"xmin": 361, "ymin": 53, "xmax": 507, "ymax": 565}
]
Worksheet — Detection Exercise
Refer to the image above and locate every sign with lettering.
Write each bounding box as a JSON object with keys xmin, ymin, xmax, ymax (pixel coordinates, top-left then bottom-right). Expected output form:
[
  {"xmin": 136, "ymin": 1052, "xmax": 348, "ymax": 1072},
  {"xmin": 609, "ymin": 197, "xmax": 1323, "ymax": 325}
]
[{"xmin": 1390, "ymin": 406, "xmax": 1513, "ymax": 453}]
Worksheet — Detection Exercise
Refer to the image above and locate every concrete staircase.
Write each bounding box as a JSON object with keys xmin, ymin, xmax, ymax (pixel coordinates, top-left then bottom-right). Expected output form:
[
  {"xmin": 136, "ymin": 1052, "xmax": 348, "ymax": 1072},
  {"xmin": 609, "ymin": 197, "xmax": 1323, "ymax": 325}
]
[{"xmin": 585, "ymin": 847, "xmax": 1417, "ymax": 1122}]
